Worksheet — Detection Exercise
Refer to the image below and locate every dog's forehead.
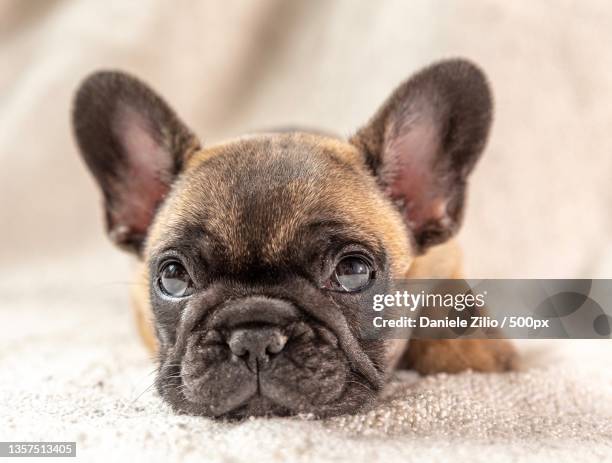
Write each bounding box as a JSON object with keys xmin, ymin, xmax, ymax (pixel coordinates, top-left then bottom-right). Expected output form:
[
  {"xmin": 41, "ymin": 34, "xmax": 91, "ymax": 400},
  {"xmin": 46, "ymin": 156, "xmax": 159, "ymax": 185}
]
[{"xmin": 148, "ymin": 133, "xmax": 410, "ymax": 270}]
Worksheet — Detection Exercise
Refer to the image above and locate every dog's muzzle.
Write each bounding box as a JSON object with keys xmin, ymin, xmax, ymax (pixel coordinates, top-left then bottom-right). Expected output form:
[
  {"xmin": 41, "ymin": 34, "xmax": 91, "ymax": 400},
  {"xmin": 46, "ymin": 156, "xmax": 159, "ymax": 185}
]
[{"xmin": 167, "ymin": 290, "xmax": 380, "ymax": 418}]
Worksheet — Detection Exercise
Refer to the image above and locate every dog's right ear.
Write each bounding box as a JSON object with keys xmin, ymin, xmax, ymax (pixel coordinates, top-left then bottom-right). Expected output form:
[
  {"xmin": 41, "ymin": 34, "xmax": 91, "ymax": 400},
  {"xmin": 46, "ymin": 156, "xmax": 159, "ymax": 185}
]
[
  {"xmin": 72, "ymin": 71, "xmax": 200, "ymax": 255},
  {"xmin": 350, "ymin": 59, "xmax": 492, "ymax": 254}
]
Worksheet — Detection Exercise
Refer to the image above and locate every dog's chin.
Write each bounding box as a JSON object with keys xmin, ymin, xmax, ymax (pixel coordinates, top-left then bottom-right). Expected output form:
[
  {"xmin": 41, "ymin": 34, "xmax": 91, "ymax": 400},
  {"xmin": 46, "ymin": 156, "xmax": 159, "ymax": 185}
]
[
  {"xmin": 156, "ymin": 322, "xmax": 379, "ymax": 419},
  {"xmin": 160, "ymin": 372, "xmax": 377, "ymax": 419}
]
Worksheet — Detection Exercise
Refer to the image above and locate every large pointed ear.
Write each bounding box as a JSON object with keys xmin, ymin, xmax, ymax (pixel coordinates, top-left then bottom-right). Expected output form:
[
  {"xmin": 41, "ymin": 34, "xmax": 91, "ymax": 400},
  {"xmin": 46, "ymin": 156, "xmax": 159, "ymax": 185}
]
[
  {"xmin": 351, "ymin": 59, "xmax": 492, "ymax": 254},
  {"xmin": 72, "ymin": 71, "xmax": 200, "ymax": 255}
]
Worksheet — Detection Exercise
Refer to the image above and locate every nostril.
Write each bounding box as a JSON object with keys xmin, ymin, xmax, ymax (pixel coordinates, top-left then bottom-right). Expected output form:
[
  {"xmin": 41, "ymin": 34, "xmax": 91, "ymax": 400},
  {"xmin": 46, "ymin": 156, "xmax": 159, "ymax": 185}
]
[
  {"xmin": 228, "ymin": 336, "xmax": 247, "ymax": 357},
  {"xmin": 266, "ymin": 332, "xmax": 288, "ymax": 355}
]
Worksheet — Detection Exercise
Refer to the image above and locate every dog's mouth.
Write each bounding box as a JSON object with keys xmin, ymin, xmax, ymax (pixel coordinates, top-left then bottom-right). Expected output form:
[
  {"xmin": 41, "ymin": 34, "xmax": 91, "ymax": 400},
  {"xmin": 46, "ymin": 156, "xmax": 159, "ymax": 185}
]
[{"xmin": 156, "ymin": 296, "xmax": 383, "ymax": 418}]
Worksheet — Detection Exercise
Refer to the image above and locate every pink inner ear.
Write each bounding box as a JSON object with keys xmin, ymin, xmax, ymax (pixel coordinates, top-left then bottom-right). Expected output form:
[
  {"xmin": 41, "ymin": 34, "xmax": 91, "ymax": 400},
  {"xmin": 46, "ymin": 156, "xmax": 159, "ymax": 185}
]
[
  {"xmin": 382, "ymin": 118, "xmax": 449, "ymax": 231},
  {"xmin": 110, "ymin": 106, "xmax": 173, "ymax": 238}
]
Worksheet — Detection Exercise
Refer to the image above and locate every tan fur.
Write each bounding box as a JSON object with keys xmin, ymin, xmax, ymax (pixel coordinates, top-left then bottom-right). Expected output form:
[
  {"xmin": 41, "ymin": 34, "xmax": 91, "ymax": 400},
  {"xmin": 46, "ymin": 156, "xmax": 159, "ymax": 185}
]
[
  {"xmin": 401, "ymin": 338, "xmax": 518, "ymax": 374},
  {"xmin": 406, "ymin": 241, "xmax": 516, "ymax": 373},
  {"xmin": 130, "ymin": 265, "xmax": 156, "ymax": 354}
]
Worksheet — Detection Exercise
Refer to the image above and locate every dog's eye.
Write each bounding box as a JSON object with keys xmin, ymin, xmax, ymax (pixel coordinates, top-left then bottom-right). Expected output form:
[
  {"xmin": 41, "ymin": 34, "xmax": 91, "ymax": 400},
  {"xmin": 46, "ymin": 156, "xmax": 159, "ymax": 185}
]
[
  {"xmin": 159, "ymin": 261, "xmax": 193, "ymax": 298},
  {"xmin": 332, "ymin": 255, "xmax": 374, "ymax": 292}
]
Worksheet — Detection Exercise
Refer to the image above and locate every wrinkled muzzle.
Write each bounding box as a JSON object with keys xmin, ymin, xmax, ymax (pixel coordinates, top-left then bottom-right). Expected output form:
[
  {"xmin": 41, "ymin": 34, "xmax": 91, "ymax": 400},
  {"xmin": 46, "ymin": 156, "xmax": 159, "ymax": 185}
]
[{"xmin": 157, "ymin": 291, "xmax": 384, "ymax": 418}]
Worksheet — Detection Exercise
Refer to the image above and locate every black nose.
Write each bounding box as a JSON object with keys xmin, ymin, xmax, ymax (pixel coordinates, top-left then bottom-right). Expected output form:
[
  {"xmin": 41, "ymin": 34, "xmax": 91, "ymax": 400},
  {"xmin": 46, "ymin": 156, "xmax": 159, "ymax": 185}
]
[{"xmin": 228, "ymin": 326, "xmax": 288, "ymax": 372}]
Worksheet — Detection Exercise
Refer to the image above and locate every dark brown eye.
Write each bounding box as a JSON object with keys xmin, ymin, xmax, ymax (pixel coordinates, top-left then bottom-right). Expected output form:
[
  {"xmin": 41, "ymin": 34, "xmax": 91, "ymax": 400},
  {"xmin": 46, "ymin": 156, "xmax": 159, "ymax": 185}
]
[
  {"xmin": 333, "ymin": 255, "xmax": 374, "ymax": 292},
  {"xmin": 159, "ymin": 261, "xmax": 193, "ymax": 298}
]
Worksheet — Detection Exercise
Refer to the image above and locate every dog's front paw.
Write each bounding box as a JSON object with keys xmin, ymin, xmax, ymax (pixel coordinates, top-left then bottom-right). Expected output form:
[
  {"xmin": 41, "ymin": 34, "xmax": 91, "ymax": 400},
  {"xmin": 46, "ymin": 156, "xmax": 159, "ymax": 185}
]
[{"xmin": 401, "ymin": 339, "xmax": 518, "ymax": 374}]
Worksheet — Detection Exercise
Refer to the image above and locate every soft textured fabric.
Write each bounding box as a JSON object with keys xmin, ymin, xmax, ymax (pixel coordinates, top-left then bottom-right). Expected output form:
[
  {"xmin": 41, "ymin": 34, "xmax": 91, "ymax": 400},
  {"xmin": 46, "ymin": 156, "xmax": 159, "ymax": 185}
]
[
  {"xmin": 2, "ymin": 262, "xmax": 612, "ymax": 461},
  {"xmin": 1, "ymin": 1, "xmax": 612, "ymax": 461}
]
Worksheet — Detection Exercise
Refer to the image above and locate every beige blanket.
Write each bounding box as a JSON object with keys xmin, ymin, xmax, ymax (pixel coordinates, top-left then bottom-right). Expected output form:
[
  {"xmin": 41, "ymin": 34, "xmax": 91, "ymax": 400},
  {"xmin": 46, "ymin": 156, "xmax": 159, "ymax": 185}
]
[
  {"xmin": 2, "ymin": 260, "xmax": 612, "ymax": 461},
  {"xmin": 1, "ymin": 1, "xmax": 612, "ymax": 461}
]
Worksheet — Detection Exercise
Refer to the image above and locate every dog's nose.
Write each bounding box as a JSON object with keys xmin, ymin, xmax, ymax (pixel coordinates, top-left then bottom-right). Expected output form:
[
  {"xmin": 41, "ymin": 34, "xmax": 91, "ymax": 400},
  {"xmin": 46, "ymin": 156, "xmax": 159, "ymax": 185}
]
[{"xmin": 228, "ymin": 326, "xmax": 288, "ymax": 372}]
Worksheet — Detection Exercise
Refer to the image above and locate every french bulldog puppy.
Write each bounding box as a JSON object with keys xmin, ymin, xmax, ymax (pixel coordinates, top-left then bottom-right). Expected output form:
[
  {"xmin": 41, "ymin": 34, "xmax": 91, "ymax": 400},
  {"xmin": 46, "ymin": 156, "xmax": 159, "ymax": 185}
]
[{"xmin": 72, "ymin": 59, "xmax": 516, "ymax": 419}]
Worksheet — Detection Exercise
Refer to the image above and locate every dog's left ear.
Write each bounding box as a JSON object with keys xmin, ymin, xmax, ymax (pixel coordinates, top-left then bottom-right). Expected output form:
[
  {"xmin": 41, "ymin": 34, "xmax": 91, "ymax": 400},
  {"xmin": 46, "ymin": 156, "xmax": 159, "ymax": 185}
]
[
  {"xmin": 351, "ymin": 59, "xmax": 492, "ymax": 253},
  {"xmin": 72, "ymin": 71, "xmax": 200, "ymax": 255}
]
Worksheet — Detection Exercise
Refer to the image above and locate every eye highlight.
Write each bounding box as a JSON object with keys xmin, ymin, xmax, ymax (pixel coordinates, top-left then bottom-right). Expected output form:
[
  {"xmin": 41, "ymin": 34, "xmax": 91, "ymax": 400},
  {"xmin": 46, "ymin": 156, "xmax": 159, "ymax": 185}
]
[
  {"xmin": 159, "ymin": 261, "xmax": 193, "ymax": 298},
  {"xmin": 330, "ymin": 254, "xmax": 375, "ymax": 292}
]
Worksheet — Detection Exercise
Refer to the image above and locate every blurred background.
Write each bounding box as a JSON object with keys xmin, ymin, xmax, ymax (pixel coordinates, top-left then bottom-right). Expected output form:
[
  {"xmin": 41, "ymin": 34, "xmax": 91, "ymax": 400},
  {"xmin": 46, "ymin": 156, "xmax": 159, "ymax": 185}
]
[{"xmin": 1, "ymin": 0, "xmax": 612, "ymax": 294}]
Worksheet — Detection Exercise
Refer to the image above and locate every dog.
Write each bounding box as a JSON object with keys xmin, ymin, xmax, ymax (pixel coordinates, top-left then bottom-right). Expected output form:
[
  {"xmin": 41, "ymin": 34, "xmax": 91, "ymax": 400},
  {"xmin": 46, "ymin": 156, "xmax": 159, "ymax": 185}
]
[{"xmin": 72, "ymin": 59, "xmax": 516, "ymax": 419}]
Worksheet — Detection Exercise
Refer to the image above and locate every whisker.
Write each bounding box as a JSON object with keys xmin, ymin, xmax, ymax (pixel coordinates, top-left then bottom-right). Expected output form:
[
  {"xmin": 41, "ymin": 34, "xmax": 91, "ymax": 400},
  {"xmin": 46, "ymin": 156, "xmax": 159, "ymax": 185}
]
[{"xmin": 128, "ymin": 381, "xmax": 157, "ymax": 405}]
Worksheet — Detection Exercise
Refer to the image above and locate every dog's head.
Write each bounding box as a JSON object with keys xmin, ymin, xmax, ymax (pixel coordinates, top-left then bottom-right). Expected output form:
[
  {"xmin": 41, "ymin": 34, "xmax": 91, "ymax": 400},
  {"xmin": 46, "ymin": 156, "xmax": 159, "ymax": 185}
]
[{"xmin": 72, "ymin": 59, "xmax": 491, "ymax": 418}]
